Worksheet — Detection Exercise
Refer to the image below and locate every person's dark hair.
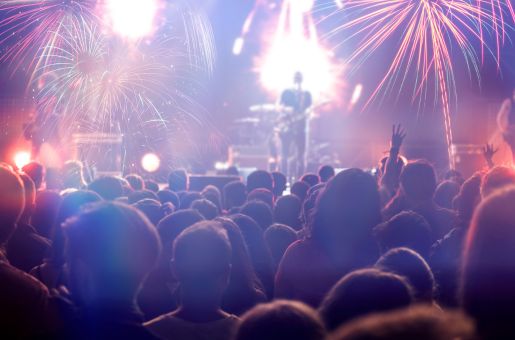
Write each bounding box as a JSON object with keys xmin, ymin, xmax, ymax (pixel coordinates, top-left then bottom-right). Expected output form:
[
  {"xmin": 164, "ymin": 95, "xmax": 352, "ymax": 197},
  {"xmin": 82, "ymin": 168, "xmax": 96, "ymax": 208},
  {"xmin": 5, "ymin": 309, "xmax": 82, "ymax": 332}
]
[
  {"xmin": 240, "ymin": 200, "xmax": 274, "ymax": 231},
  {"xmin": 230, "ymin": 214, "xmax": 275, "ymax": 298},
  {"xmin": 310, "ymin": 169, "xmax": 382, "ymax": 266},
  {"xmin": 434, "ymin": 180, "xmax": 460, "ymax": 210},
  {"xmin": 179, "ymin": 192, "xmax": 202, "ymax": 210},
  {"xmin": 168, "ymin": 169, "xmax": 188, "ymax": 192},
  {"xmin": 215, "ymin": 217, "xmax": 267, "ymax": 315},
  {"xmin": 302, "ymin": 184, "xmax": 324, "ymax": 227},
  {"xmin": 133, "ymin": 199, "xmax": 168, "ymax": 225},
  {"xmin": 128, "ymin": 189, "xmax": 159, "ymax": 205},
  {"xmin": 264, "ymin": 223, "xmax": 297, "ymax": 267},
  {"xmin": 201, "ymin": 185, "xmax": 223, "ymax": 213},
  {"xmin": 400, "ymin": 160, "xmax": 437, "ymax": 202},
  {"xmin": 236, "ymin": 300, "xmax": 327, "ymax": 340},
  {"xmin": 272, "ymin": 171, "xmax": 287, "ymax": 197},
  {"xmin": 31, "ymin": 190, "xmax": 63, "ymax": 238},
  {"xmin": 274, "ymin": 195, "xmax": 302, "ymax": 230},
  {"xmin": 173, "ymin": 221, "xmax": 231, "ymax": 287},
  {"xmin": 157, "ymin": 210, "xmax": 205, "ymax": 267},
  {"xmin": 50, "ymin": 190, "xmax": 102, "ymax": 266},
  {"xmin": 157, "ymin": 189, "xmax": 180, "ymax": 209},
  {"xmin": 291, "ymin": 181, "xmax": 309, "ymax": 202},
  {"xmin": 64, "ymin": 202, "xmax": 161, "ymax": 305},
  {"xmin": 452, "ymin": 172, "xmax": 482, "ymax": 226},
  {"xmin": 144, "ymin": 179, "xmax": 160, "ymax": 193},
  {"xmin": 223, "ymin": 181, "xmax": 247, "ymax": 210},
  {"xmin": 125, "ymin": 174, "xmax": 144, "ymax": 191},
  {"xmin": 373, "ymin": 211, "xmax": 432, "ymax": 259},
  {"xmin": 0, "ymin": 166, "xmax": 25, "ymax": 243},
  {"xmin": 480, "ymin": 166, "xmax": 515, "ymax": 198},
  {"xmin": 18, "ymin": 173, "xmax": 36, "ymax": 222},
  {"xmin": 88, "ymin": 176, "xmax": 124, "ymax": 200},
  {"xmin": 247, "ymin": 170, "xmax": 273, "ymax": 193},
  {"xmin": 318, "ymin": 165, "xmax": 335, "ymax": 183},
  {"xmin": 22, "ymin": 161, "xmax": 44, "ymax": 190},
  {"xmin": 376, "ymin": 247, "xmax": 436, "ymax": 303},
  {"xmin": 247, "ymin": 188, "xmax": 274, "ymax": 209},
  {"xmin": 319, "ymin": 268, "xmax": 413, "ymax": 330},
  {"xmin": 191, "ymin": 198, "xmax": 219, "ymax": 220},
  {"xmin": 461, "ymin": 187, "xmax": 515, "ymax": 338},
  {"xmin": 301, "ymin": 173, "xmax": 320, "ymax": 188},
  {"xmin": 332, "ymin": 306, "xmax": 476, "ymax": 340}
]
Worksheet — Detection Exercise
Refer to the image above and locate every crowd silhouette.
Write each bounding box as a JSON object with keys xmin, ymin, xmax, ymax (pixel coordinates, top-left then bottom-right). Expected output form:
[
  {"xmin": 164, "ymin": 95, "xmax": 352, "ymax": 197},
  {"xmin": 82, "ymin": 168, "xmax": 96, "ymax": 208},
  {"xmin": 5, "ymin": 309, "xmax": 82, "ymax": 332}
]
[{"xmin": 2, "ymin": 124, "xmax": 515, "ymax": 339}]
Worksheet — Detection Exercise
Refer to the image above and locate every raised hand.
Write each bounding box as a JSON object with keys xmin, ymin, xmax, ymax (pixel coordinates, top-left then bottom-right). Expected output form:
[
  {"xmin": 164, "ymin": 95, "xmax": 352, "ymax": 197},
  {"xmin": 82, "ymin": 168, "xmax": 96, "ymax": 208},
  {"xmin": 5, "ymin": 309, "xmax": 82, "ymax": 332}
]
[
  {"xmin": 391, "ymin": 124, "xmax": 407, "ymax": 149},
  {"xmin": 483, "ymin": 143, "xmax": 498, "ymax": 168}
]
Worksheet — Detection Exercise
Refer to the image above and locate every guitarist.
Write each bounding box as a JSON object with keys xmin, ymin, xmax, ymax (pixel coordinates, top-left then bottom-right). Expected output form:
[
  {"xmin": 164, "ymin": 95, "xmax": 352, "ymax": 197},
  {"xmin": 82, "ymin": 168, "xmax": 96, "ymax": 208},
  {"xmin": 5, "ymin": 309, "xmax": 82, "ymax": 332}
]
[{"xmin": 279, "ymin": 71, "xmax": 313, "ymax": 179}]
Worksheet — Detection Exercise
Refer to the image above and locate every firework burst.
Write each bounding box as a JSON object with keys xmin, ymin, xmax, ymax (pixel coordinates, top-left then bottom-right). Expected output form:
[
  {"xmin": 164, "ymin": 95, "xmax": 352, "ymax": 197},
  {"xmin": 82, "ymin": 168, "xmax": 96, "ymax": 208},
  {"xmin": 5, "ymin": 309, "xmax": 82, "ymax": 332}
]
[{"xmin": 324, "ymin": 0, "xmax": 512, "ymax": 168}]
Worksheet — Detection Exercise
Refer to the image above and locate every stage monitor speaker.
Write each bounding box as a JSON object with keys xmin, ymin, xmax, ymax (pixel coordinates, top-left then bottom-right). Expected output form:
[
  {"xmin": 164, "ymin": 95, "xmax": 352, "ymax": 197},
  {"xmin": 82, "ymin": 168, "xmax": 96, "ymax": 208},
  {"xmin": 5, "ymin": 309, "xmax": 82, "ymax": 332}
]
[{"xmin": 189, "ymin": 175, "xmax": 241, "ymax": 192}]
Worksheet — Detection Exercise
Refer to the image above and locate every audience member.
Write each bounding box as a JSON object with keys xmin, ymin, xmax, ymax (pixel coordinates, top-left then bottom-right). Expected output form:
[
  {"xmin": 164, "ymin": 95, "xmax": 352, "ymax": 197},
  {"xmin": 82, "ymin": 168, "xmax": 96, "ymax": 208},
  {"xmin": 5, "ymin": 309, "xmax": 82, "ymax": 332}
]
[
  {"xmin": 240, "ymin": 200, "xmax": 274, "ymax": 231},
  {"xmin": 276, "ymin": 169, "xmax": 382, "ymax": 306},
  {"xmin": 223, "ymin": 181, "xmax": 247, "ymax": 212},
  {"xmin": 246, "ymin": 170, "xmax": 273, "ymax": 193},
  {"xmin": 31, "ymin": 190, "xmax": 63, "ymax": 238},
  {"xmin": 318, "ymin": 165, "xmax": 335, "ymax": 183},
  {"xmin": 230, "ymin": 214, "xmax": 275, "ymax": 298},
  {"xmin": 376, "ymin": 247, "xmax": 436, "ymax": 303},
  {"xmin": 480, "ymin": 165, "xmax": 515, "ymax": 198},
  {"xmin": 62, "ymin": 160, "xmax": 87, "ymax": 190},
  {"xmin": 318, "ymin": 268, "xmax": 413, "ymax": 330},
  {"xmin": 434, "ymin": 180, "xmax": 460, "ymax": 210},
  {"xmin": 88, "ymin": 176, "xmax": 124, "ymax": 200},
  {"xmin": 22, "ymin": 161, "xmax": 44, "ymax": 190},
  {"xmin": 264, "ymin": 224, "xmax": 298, "ymax": 268},
  {"xmin": 235, "ymin": 300, "xmax": 326, "ymax": 340},
  {"xmin": 157, "ymin": 189, "xmax": 180, "ymax": 209},
  {"xmin": 461, "ymin": 187, "xmax": 515, "ymax": 338},
  {"xmin": 332, "ymin": 306, "xmax": 475, "ymax": 340},
  {"xmin": 179, "ymin": 192, "xmax": 202, "ymax": 210},
  {"xmin": 125, "ymin": 174, "xmax": 145, "ymax": 191},
  {"xmin": 271, "ymin": 171, "xmax": 287, "ymax": 197},
  {"xmin": 301, "ymin": 173, "xmax": 320, "ymax": 187},
  {"xmin": 168, "ymin": 169, "xmax": 189, "ymax": 192},
  {"xmin": 145, "ymin": 222, "xmax": 240, "ymax": 340},
  {"xmin": 247, "ymin": 188, "xmax": 274, "ymax": 209},
  {"xmin": 128, "ymin": 190, "xmax": 160, "ymax": 205},
  {"xmin": 274, "ymin": 194, "xmax": 302, "ymax": 230},
  {"xmin": 133, "ymin": 198, "xmax": 170, "ymax": 225},
  {"xmin": 56, "ymin": 202, "xmax": 161, "ymax": 338},
  {"xmin": 191, "ymin": 198, "xmax": 219, "ymax": 220},
  {"xmin": 145, "ymin": 179, "xmax": 160, "ymax": 193},
  {"xmin": 290, "ymin": 180, "xmax": 309, "ymax": 202},
  {"xmin": 201, "ymin": 185, "xmax": 223, "ymax": 213},
  {"xmin": 374, "ymin": 211, "xmax": 432, "ymax": 259}
]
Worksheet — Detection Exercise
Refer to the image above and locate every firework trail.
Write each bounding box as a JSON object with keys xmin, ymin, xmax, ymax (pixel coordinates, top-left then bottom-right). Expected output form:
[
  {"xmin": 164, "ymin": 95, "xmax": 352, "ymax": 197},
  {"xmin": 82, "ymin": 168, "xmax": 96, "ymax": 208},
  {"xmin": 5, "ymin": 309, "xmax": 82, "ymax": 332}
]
[{"xmin": 324, "ymin": 0, "xmax": 512, "ymax": 169}]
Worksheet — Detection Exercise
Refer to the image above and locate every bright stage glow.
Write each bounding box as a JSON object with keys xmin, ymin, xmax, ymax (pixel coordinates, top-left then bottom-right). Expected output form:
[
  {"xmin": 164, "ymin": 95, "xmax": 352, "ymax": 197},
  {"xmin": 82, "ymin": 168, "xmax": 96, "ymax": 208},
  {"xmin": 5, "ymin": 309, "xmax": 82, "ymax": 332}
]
[
  {"xmin": 105, "ymin": 0, "xmax": 159, "ymax": 39},
  {"xmin": 233, "ymin": 37, "xmax": 245, "ymax": 56},
  {"xmin": 141, "ymin": 153, "xmax": 161, "ymax": 173},
  {"xmin": 14, "ymin": 151, "xmax": 31, "ymax": 170}
]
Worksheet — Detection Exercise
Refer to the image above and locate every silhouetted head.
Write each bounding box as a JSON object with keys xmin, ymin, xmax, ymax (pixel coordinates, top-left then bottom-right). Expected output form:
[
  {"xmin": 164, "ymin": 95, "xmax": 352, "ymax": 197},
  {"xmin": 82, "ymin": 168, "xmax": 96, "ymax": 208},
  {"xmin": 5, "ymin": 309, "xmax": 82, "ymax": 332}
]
[
  {"xmin": 291, "ymin": 181, "xmax": 309, "ymax": 202},
  {"xmin": 88, "ymin": 176, "xmax": 124, "ymax": 200},
  {"xmin": 128, "ymin": 189, "xmax": 159, "ymax": 205},
  {"xmin": 248, "ymin": 188, "xmax": 274, "ymax": 209},
  {"xmin": 31, "ymin": 190, "xmax": 63, "ymax": 238},
  {"xmin": 64, "ymin": 202, "xmax": 161, "ymax": 306},
  {"xmin": 62, "ymin": 160, "xmax": 87, "ymax": 190},
  {"xmin": 294, "ymin": 71, "xmax": 304, "ymax": 85},
  {"xmin": 400, "ymin": 161, "xmax": 437, "ymax": 203},
  {"xmin": 301, "ymin": 173, "xmax": 320, "ymax": 188},
  {"xmin": 157, "ymin": 189, "xmax": 180, "ymax": 209},
  {"xmin": 133, "ymin": 198, "xmax": 168, "ymax": 226},
  {"xmin": 223, "ymin": 181, "xmax": 247, "ymax": 210},
  {"xmin": 125, "ymin": 174, "xmax": 144, "ymax": 191},
  {"xmin": 22, "ymin": 161, "xmax": 44, "ymax": 190},
  {"xmin": 179, "ymin": 191, "xmax": 202, "ymax": 210},
  {"xmin": 0, "ymin": 166, "xmax": 24, "ymax": 244},
  {"xmin": 376, "ymin": 247, "xmax": 436, "ymax": 303},
  {"xmin": 201, "ymin": 185, "xmax": 223, "ymax": 213},
  {"xmin": 318, "ymin": 165, "xmax": 335, "ymax": 183},
  {"xmin": 241, "ymin": 200, "xmax": 274, "ymax": 231},
  {"xmin": 168, "ymin": 169, "xmax": 188, "ymax": 192},
  {"xmin": 191, "ymin": 198, "xmax": 219, "ymax": 220},
  {"xmin": 247, "ymin": 170, "xmax": 274, "ymax": 193},
  {"xmin": 461, "ymin": 187, "xmax": 515, "ymax": 338},
  {"xmin": 374, "ymin": 211, "xmax": 432, "ymax": 259},
  {"xmin": 452, "ymin": 172, "xmax": 482, "ymax": 225},
  {"xmin": 332, "ymin": 306, "xmax": 475, "ymax": 340},
  {"xmin": 236, "ymin": 300, "xmax": 326, "ymax": 340},
  {"xmin": 319, "ymin": 268, "xmax": 413, "ymax": 330},
  {"xmin": 480, "ymin": 166, "xmax": 515, "ymax": 198},
  {"xmin": 434, "ymin": 180, "xmax": 460, "ymax": 209},
  {"xmin": 274, "ymin": 195, "xmax": 302, "ymax": 230},
  {"xmin": 272, "ymin": 172, "xmax": 287, "ymax": 197},
  {"xmin": 144, "ymin": 179, "xmax": 160, "ymax": 193},
  {"xmin": 264, "ymin": 224, "xmax": 297, "ymax": 266},
  {"xmin": 172, "ymin": 221, "xmax": 231, "ymax": 301}
]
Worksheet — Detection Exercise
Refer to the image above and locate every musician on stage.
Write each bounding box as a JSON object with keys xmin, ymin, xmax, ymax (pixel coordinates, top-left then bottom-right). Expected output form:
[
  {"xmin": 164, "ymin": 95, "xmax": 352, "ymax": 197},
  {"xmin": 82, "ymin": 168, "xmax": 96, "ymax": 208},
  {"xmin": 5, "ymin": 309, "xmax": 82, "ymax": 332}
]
[{"xmin": 278, "ymin": 71, "xmax": 312, "ymax": 179}]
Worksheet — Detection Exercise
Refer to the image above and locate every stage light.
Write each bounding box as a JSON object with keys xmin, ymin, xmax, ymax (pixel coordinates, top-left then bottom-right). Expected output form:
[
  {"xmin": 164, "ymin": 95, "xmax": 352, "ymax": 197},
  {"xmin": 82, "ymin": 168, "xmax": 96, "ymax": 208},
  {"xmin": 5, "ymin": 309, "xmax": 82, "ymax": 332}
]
[
  {"xmin": 14, "ymin": 151, "xmax": 31, "ymax": 170},
  {"xmin": 233, "ymin": 37, "xmax": 245, "ymax": 55},
  {"xmin": 141, "ymin": 153, "xmax": 161, "ymax": 173},
  {"xmin": 105, "ymin": 0, "xmax": 160, "ymax": 39}
]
